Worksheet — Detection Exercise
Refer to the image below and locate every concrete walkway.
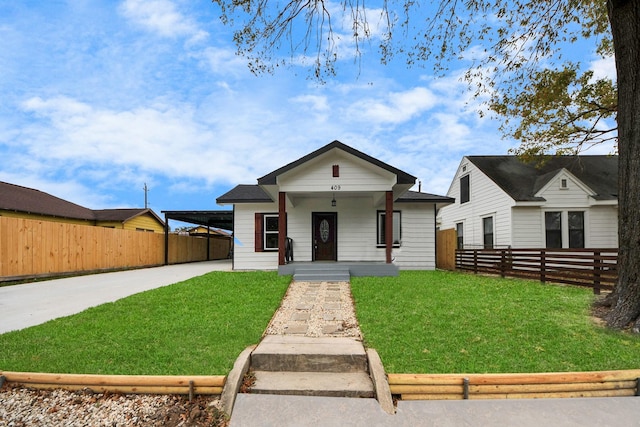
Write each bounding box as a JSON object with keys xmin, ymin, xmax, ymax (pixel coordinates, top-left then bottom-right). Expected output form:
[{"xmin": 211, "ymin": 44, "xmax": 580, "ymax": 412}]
[
  {"xmin": 0, "ymin": 260, "xmax": 231, "ymax": 334},
  {"xmin": 230, "ymin": 394, "xmax": 640, "ymax": 426}
]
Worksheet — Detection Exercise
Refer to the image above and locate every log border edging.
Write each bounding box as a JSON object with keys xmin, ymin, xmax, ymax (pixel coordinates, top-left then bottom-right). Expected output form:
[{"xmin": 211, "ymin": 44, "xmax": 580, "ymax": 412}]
[
  {"xmin": 0, "ymin": 371, "xmax": 225, "ymax": 396},
  {"xmin": 388, "ymin": 369, "xmax": 640, "ymax": 400}
]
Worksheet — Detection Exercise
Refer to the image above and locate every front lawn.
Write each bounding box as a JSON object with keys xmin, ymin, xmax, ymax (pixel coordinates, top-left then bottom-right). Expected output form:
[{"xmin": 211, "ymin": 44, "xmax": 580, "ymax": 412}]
[
  {"xmin": 2, "ymin": 269, "xmax": 638, "ymax": 376},
  {"xmin": 0, "ymin": 271, "xmax": 290, "ymax": 375},
  {"xmin": 351, "ymin": 270, "xmax": 640, "ymax": 373}
]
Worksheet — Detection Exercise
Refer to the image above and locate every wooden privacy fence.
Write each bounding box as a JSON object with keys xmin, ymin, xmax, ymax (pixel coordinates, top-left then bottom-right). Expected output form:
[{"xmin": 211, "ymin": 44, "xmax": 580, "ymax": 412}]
[
  {"xmin": 389, "ymin": 370, "xmax": 640, "ymax": 400},
  {"xmin": 456, "ymin": 248, "xmax": 618, "ymax": 294},
  {"xmin": 0, "ymin": 217, "xmax": 230, "ymax": 281},
  {"xmin": 0, "ymin": 371, "xmax": 225, "ymax": 396},
  {"xmin": 436, "ymin": 228, "xmax": 457, "ymax": 270}
]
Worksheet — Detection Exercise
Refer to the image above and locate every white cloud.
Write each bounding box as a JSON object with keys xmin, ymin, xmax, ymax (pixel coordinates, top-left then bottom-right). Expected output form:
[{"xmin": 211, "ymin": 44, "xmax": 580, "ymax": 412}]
[
  {"xmin": 194, "ymin": 46, "xmax": 248, "ymax": 76},
  {"xmin": 348, "ymin": 87, "xmax": 438, "ymax": 124},
  {"xmin": 119, "ymin": 0, "xmax": 204, "ymax": 39},
  {"xmin": 589, "ymin": 56, "xmax": 616, "ymax": 81}
]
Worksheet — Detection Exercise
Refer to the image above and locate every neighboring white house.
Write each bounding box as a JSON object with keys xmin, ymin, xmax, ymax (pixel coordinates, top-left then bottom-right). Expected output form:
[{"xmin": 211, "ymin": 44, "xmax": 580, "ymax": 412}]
[
  {"xmin": 438, "ymin": 155, "xmax": 618, "ymax": 249},
  {"xmin": 216, "ymin": 140, "xmax": 453, "ymax": 274}
]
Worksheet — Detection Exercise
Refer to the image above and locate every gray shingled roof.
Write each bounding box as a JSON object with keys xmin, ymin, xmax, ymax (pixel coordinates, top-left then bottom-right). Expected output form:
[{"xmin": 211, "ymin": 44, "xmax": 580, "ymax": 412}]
[
  {"xmin": 216, "ymin": 184, "xmax": 273, "ymax": 204},
  {"xmin": 467, "ymin": 155, "xmax": 618, "ymax": 202},
  {"xmin": 257, "ymin": 140, "xmax": 417, "ymax": 186},
  {"xmin": 0, "ymin": 181, "xmax": 163, "ymax": 224},
  {"xmin": 396, "ymin": 191, "xmax": 455, "ymax": 204}
]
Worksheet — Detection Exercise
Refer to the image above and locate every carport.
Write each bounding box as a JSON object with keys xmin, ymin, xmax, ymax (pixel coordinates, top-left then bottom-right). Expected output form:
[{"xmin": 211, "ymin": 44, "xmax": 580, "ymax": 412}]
[{"xmin": 161, "ymin": 210, "xmax": 234, "ymax": 265}]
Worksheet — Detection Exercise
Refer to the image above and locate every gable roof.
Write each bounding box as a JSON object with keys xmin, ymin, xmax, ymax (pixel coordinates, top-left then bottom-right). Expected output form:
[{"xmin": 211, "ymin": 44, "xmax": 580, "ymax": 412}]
[
  {"xmin": 0, "ymin": 181, "xmax": 164, "ymax": 224},
  {"xmin": 216, "ymin": 184, "xmax": 273, "ymax": 204},
  {"xmin": 0, "ymin": 181, "xmax": 95, "ymax": 220},
  {"xmin": 93, "ymin": 208, "xmax": 165, "ymax": 225},
  {"xmin": 257, "ymin": 140, "xmax": 416, "ymax": 186},
  {"xmin": 466, "ymin": 155, "xmax": 618, "ymax": 202}
]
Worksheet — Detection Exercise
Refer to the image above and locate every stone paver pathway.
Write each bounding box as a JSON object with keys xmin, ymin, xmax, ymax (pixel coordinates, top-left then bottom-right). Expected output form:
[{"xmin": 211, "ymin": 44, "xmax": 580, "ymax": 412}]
[{"xmin": 264, "ymin": 281, "xmax": 362, "ymax": 338}]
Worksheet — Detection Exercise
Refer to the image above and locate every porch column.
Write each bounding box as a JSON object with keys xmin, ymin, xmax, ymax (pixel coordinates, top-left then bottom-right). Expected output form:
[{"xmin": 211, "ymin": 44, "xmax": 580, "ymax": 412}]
[
  {"xmin": 386, "ymin": 191, "xmax": 393, "ymax": 264},
  {"xmin": 278, "ymin": 192, "xmax": 286, "ymax": 266}
]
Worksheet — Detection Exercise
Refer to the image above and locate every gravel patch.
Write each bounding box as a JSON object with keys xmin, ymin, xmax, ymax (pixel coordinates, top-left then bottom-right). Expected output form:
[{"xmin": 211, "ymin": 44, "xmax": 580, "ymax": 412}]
[
  {"xmin": 0, "ymin": 385, "xmax": 227, "ymax": 427},
  {"xmin": 264, "ymin": 281, "xmax": 362, "ymax": 338}
]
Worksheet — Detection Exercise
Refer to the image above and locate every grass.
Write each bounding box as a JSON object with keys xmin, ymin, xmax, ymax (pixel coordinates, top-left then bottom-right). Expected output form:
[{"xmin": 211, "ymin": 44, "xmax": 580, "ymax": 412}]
[
  {"xmin": 351, "ymin": 270, "xmax": 640, "ymax": 374},
  {"xmin": 1, "ymin": 269, "xmax": 639, "ymax": 376},
  {"xmin": 0, "ymin": 271, "xmax": 290, "ymax": 375}
]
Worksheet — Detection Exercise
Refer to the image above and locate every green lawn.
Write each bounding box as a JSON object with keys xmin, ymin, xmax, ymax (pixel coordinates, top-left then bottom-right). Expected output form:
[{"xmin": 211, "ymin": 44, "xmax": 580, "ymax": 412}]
[
  {"xmin": 1, "ymin": 270, "xmax": 639, "ymax": 376},
  {"xmin": 0, "ymin": 271, "xmax": 290, "ymax": 375},
  {"xmin": 351, "ymin": 270, "xmax": 640, "ymax": 373}
]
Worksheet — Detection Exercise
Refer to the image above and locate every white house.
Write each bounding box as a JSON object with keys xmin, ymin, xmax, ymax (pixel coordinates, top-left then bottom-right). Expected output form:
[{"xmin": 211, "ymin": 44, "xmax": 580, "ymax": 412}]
[
  {"xmin": 438, "ymin": 155, "xmax": 618, "ymax": 249},
  {"xmin": 216, "ymin": 140, "xmax": 453, "ymax": 275}
]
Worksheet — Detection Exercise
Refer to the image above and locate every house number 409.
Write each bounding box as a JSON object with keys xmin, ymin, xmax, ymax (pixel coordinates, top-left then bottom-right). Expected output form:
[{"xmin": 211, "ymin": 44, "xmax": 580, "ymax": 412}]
[{"xmin": 331, "ymin": 185, "xmax": 341, "ymax": 190}]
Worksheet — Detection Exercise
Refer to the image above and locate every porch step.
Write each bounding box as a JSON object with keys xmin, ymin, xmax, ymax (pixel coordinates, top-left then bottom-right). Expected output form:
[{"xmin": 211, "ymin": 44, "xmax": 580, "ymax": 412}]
[
  {"xmin": 251, "ymin": 371, "xmax": 374, "ymax": 398},
  {"xmin": 251, "ymin": 336, "xmax": 368, "ymax": 373},
  {"xmin": 293, "ymin": 266, "xmax": 351, "ymax": 282}
]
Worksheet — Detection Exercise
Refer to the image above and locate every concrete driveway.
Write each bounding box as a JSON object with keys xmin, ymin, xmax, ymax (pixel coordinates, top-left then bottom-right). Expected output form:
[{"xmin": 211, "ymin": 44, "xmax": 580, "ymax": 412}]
[{"xmin": 0, "ymin": 260, "xmax": 231, "ymax": 334}]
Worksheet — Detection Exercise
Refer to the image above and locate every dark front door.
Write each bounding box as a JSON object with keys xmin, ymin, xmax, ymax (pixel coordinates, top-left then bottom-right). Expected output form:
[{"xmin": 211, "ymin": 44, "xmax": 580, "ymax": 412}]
[{"xmin": 313, "ymin": 212, "xmax": 337, "ymax": 261}]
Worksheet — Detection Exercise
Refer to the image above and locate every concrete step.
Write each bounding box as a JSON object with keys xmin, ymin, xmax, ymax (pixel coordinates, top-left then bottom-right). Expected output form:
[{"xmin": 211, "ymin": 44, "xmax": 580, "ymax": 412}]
[
  {"xmin": 251, "ymin": 371, "xmax": 375, "ymax": 398},
  {"xmin": 293, "ymin": 272, "xmax": 351, "ymax": 282},
  {"xmin": 293, "ymin": 267, "xmax": 350, "ymax": 282},
  {"xmin": 251, "ymin": 336, "xmax": 368, "ymax": 373}
]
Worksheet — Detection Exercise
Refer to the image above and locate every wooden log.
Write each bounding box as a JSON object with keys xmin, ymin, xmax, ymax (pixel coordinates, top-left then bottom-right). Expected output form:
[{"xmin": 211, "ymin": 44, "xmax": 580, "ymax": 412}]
[
  {"xmin": 401, "ymin": 393, "xmax": 464, "ymax": 401},
  {"xmin": 388, "ymin": 374, "xmax": 464, "ymax": 385},
  {"xmin": 0, "ymin": 371, "xmax": 226, "ymax": 388},
  {"xmin": 469, "ymin": 389, "xmax": 637, "ymax": 400},
  {"xmin": 13, "ymin": 383, "xmax": 223, "ymax": 395},
  {"xmin": 390, "ymin": 385, "xmax": 464, "ymax": 394},
  {"xmin": 469, "ymin": 380, "xmax": 637, "ymax": 394}
]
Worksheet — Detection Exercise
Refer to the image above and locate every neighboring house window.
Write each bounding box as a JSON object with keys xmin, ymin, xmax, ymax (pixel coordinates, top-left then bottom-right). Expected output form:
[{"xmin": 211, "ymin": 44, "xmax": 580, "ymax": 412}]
[
  {"xmin": 568, "ymin": 211, "xmax": 585, "ymax": 248},
  {"xmin": 254, "ymin": 213, "xmax": 280, "ymax": 252},
  {"xmin": 456, "ymin": 222, "xmax": 464, "ymax": 249},
  {"xmin": 545, "ymin": 212, "xmax": 562, "ymax": 248},
  {"xmin": 377, "ymin": 211, "xmax": 401, "ymax": 247},
  {"xmin": 460, "ymin": 175, "xmax": 470, "ymax": 204},
  {"xmin": 482, "ymin": 216, "xmax": 494, "ymax": 249}
]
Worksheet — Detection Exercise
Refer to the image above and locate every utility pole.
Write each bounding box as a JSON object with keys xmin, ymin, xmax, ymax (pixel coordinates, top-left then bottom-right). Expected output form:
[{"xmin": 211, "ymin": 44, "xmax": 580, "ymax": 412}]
[{"xmin": 143, "ymin": 183, "xmax": 149, "ymax": 208}]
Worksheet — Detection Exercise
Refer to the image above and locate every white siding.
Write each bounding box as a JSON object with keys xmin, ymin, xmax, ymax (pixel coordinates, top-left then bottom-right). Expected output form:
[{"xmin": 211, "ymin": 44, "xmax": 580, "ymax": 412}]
[
  {"xmin": 438, "ymin": 158, "xmax": 515, "ymax": 248},
  {"xmin": 587, "ymin": 206, "xmax": 618, "ymax": 248},
  {"xmin": 233, "ymin": 203, "xmax": 279, "ymax": 270},
  {"xmin": 511, "ymin": 207, "xmax": 544, "ymax": 247},
  {"xmin": 393, "ymin": 203, "xmax": 436, "ymax": 269}
]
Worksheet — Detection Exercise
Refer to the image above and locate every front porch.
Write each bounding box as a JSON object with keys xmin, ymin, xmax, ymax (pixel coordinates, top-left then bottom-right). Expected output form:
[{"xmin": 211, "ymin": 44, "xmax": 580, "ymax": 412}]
[{"xmin": 279, "ymin": 261, "xmax": 399, "ymax": 282}]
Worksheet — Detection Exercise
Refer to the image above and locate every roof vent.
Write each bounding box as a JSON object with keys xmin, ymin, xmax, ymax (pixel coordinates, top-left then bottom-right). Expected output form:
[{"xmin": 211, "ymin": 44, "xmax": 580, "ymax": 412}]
[{"xmin": 561, "ymin": 178, "xmax": 568, "ymax": 189}]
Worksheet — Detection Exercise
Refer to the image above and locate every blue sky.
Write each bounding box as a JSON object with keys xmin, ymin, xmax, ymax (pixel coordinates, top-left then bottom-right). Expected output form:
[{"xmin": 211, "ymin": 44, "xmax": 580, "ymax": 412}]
[{"xmin": 0, "ymin": 1, "xmax": 616, "ymax": 223}]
